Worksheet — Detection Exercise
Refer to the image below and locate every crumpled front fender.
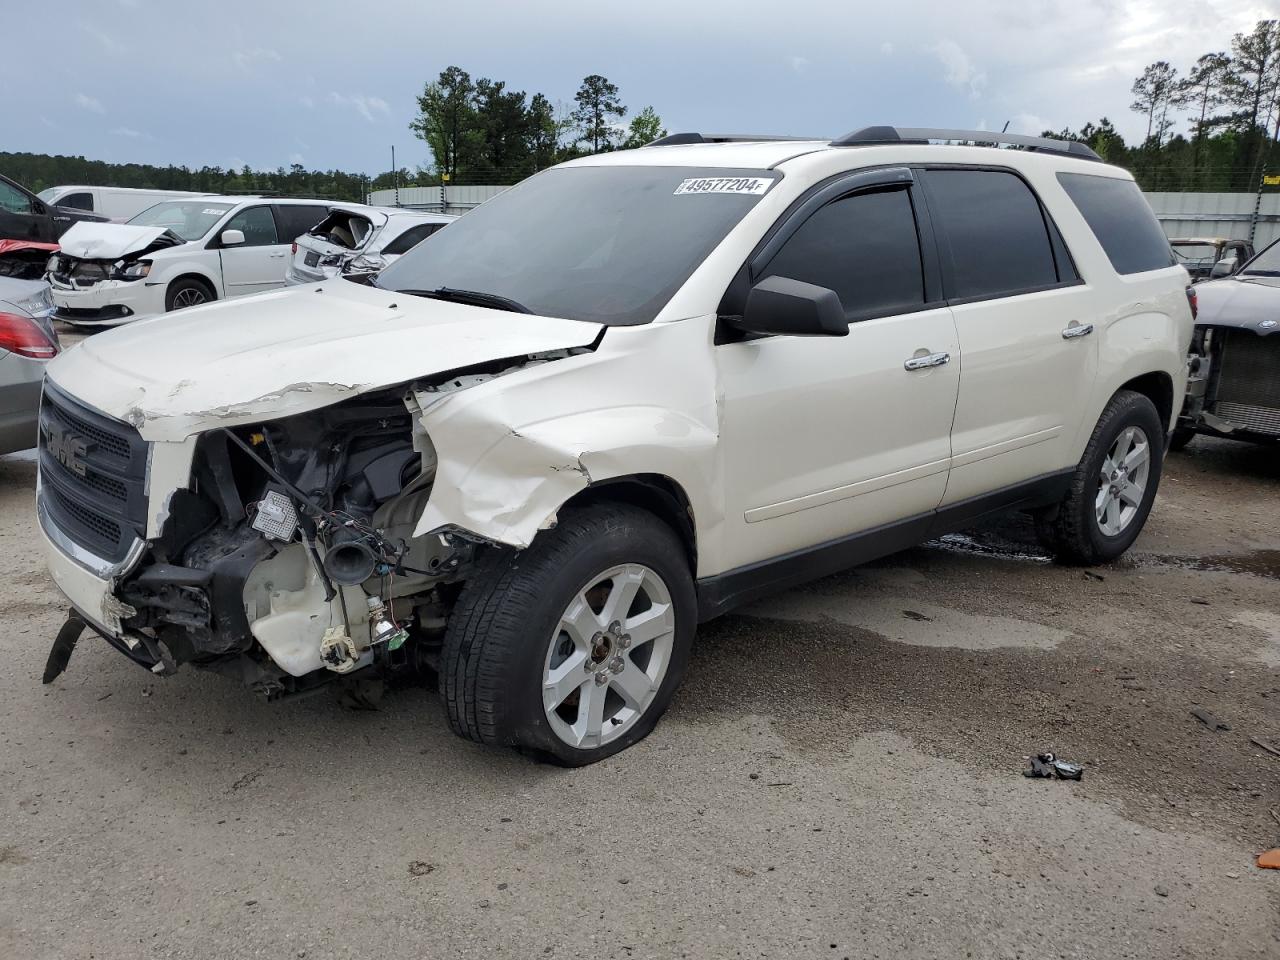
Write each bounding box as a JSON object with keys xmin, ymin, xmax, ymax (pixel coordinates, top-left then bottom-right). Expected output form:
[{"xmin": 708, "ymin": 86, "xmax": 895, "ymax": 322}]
[
  {"xmin": 416, "ymin": 406, "xmax": 719, "ymax": 550},
  {"xmin": 411, "ymin": 318, "xmax": 724, "ymax": 567}
]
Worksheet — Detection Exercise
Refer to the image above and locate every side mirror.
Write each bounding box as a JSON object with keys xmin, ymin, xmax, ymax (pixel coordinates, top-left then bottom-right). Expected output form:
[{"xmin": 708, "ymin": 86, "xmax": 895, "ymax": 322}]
[
  {"xmin": 1210, "ymin": 258, "xmax": 1236, "ymax": 279},
  {"xmin": 220, "ymin": 229, "xmax": 246, "ymax": 247},
  {"xmin": 732, "ymin": 276, "xmax": 849, "ymax": 337}
]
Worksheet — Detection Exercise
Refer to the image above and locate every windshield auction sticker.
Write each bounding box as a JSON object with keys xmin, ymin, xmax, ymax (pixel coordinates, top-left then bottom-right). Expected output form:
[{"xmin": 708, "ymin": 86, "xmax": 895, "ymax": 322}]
[{"xmin": 673, "ymin": 177, "xmax": 773, "ymax": 196}]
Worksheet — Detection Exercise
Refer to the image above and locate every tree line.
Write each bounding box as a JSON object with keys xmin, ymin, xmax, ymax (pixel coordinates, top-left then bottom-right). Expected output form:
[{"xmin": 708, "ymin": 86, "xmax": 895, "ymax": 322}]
[
  {"xmin": 1045, "ymin": 18, "xmax": 1279, "ymax": 192},
  {"xmin": 408, "ymin": 67, "xmax": 665, "ymax": 183}
]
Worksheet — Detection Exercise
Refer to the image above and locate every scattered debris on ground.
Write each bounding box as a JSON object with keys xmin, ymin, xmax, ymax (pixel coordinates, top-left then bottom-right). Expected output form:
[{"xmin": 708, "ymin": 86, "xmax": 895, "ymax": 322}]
[
  {"xmin": 1190, "ymin": 708, "xmax": 1231, "ymax": 731},
  {"xmin": 1024, "ymin": 752, "xmax": 1084, "ymax": 781}
]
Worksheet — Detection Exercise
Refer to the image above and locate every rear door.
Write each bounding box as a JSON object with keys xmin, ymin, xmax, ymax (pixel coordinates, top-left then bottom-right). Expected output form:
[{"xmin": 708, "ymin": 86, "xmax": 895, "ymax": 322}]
[
  {"xmin": 0, "ymin": 177, "xmax": 54, "ymax": 243},
  {"xmin": 716, "ymin": 170, "xmax": 960, "ymax": 568},
  {"xmin": 216, "ymin": 205, "xmax": 285, "ymax": 296},
  {"xmin": 920, "ymin": 167, "xmax": 1097, "ymax": 506}
]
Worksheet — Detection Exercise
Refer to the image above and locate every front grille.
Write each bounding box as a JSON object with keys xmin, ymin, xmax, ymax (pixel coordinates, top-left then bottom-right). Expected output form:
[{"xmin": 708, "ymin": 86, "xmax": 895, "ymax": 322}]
[
  {"xmin": 50, "ymin": 258, "xmax": 110, "ymax": 288},
  {"xmin": 38, "ymin": 381, "xmax": 149, "ymax": 563},
  {"xmin": 1217, "ymin": 331, "xmax": 1280, "ymax": 409}
]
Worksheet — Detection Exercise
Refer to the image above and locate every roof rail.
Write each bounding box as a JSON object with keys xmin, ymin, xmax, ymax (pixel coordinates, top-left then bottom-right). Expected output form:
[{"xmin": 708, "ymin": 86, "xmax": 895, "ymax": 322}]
[
  {"xmin": 647, "ymin": 132, "xmax": 820, "ymax": 146},
  {"xmin": 830, "ymin": 126, "xmax": 1102, "ymax": 162}
]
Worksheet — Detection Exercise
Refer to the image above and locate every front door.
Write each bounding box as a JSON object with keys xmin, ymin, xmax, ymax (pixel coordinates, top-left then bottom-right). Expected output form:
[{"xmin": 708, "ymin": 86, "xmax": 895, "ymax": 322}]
[
  {"xmin": 717, "ymin": 178, "xmax": 960, "ymax": 570},
  {"xmin": 217, "ymin": 205, "xmax": 288, "ymax": 297}
]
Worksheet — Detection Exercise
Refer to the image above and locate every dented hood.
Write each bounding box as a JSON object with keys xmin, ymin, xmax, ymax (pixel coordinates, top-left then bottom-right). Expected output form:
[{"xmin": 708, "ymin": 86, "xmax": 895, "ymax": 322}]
[
  {"xmin": 46, "ymin": 279, "xmax": 602, "ymax": 441},
  {"xmin": 55, "ymin": 222, "xmax": 182, "ymax": 261},
  {"xmin": 1194, "ymin": 276, "xmax": 1280, "ymax": 335}
]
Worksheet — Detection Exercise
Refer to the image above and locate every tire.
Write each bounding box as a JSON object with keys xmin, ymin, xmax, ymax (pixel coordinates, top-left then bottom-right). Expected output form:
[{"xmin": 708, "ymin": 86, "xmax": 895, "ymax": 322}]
[
  {"xmin": 1036, "ymin": 389, "xmax": 1165, "ymax": 565},
  {"xmin": 1167, "ymin": 425, "xmax": 1196, "ymax": 452},
  {"xmin": 440, "ymin": 502, "xmax": 696, "ymax": 766},
  {"xmin": 165, "ymin": 277, "xmax": 214, "ymax": 312}
]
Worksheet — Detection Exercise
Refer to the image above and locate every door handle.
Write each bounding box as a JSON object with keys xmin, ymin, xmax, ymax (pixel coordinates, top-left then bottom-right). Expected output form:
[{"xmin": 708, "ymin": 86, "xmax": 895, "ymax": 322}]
[
  {"xmin": 904, "ymin": 351, "xmax": 950, "ymax": 371},
  {"xmin": 1062, "ymin": 322, "xmax": 1094, "ymax": 340},
  {"xmin": 269, "ymin": 252, "xmax": 286, "ymax": 258}
]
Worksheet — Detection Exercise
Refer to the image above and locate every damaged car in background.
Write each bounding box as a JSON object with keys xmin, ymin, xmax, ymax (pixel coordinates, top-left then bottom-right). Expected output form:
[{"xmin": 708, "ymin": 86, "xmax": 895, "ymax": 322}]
[
  {"xmin": 47, "ymin": 197, "xmax": 354, "ymax": 326},
  {"xmin": 286, "ymin": 207, "xmax": 454, "ymax": 285},
  {"xmin": 1173, "ymin": 236, "xmax": 1280, "ymax": 449},
  {"xmin": 38, "ymin": 128, "xmax": 1191, "ymax": 765}
]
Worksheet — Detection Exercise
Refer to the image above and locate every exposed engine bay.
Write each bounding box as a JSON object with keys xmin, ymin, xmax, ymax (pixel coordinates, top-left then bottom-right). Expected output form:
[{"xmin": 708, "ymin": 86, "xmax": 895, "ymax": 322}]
[{"xmin": 86, "ymin": 359, "xmax": 558, "ymax": 700}]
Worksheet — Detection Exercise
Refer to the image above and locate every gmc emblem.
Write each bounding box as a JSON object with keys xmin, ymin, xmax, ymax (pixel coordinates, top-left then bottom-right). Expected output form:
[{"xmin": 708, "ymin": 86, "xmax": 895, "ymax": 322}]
[{"xmin": 45, "ymin": 422, "xmax": 89, "ymax": 477}]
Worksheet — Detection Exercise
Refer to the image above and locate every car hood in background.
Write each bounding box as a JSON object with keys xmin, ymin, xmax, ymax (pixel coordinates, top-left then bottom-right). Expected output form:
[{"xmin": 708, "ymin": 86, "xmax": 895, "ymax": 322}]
[
  {"xmin": 46, "ymin": 278, "xmax": 603, "ymax": 441},
  {"xmin": 1194, "ymin": 276, "xmax": 1280, "ymax": 335},
  {"xmin": 55, "ymin": 222, "xmax": 184, "ymax": 261}
]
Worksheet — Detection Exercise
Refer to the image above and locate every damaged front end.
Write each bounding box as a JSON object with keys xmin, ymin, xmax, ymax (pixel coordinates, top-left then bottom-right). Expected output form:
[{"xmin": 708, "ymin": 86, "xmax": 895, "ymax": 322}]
[
  {"xmin": 47, "ymin": 225, "xmax": 183, "ymax": 324},
  {"xmin": 1179, "ymin": 323, "xmax": 1280, "ymax": 442},
  {"xmin": 37, "ymin": 343, "xmax": 595, "ymax": 699}
]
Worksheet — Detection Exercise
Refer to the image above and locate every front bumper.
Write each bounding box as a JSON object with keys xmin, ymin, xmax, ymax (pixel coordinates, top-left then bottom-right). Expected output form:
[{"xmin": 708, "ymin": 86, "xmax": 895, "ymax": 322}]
[{"xmin": 49, "ymin": 278, "xmax": 164, "ymax": 326}]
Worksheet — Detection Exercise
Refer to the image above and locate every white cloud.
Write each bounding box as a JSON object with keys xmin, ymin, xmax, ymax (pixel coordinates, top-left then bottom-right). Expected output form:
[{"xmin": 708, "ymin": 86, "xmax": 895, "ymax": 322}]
[
  {"xmin": 233, "ymin": 47, "xmax": 282, "ymax": 71},
  {"xmin": 289, "ymin": 152, "xmax": 305, "ymax": 165},
  {"xmin": 788, "ymin": 55, "xmax": 810, "ymax": 73},
  {"xmin": 328, "ymin": 92, "xmax": 390, "ymax": 123},
  {"xmin": 74, "ymin": 93, "xmax": 105, "ymax": 114},
  {"xmin": 880, "ymin": 41, "xmax": 894, "ymax": 56},
  {"xmin": 76, "ymin": 20, "xmax": 126, "ymax": 55},
  {"xmin": 299, "ymin": 95, "xmax": 316, "ymax": 109},
  {"xmin": 931, "ymin": 39, "xmax": 986, "ymax": 98},
  {"xmin": 110, "ymin": 126, "xmax": 152, "ymax": 140}
]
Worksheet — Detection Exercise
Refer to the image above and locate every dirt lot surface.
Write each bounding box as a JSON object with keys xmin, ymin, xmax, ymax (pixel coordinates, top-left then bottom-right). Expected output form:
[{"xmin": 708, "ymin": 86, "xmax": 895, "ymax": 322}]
[{"xmin": 1, "ymin": 401, "xmax": 1278, "ymax": 957}]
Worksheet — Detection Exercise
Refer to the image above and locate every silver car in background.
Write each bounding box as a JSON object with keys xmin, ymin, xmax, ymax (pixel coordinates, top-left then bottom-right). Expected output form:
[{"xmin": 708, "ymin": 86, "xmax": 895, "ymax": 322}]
[
  {"xmin": 0, "ymin": 277, "xmax": 59, "ymax": 454},
  {"xmin": 286, "ymin": 207, "xmax": 454, "ymax": 284}
]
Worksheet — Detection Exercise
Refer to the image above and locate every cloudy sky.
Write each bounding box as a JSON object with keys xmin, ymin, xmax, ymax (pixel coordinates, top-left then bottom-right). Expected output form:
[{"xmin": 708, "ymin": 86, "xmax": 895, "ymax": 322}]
[{"xmin": 2, "ymin": 0, "xmax": 1273, "ymax": 175}]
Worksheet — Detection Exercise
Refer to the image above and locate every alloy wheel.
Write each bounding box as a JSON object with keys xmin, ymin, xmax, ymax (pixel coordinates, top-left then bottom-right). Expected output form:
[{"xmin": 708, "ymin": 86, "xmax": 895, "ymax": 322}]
[
  {"xmin": 1095, "ymin": 425, "xmax": 1151, "ymax": 537},
  {"xmin": 542, "ymin": 563, "xmax": 676, "ymax": 749}
]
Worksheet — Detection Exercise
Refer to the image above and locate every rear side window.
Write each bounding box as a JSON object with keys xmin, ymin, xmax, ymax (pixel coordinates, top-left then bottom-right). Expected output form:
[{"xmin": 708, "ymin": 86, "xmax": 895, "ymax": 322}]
[
  {"xmin": 57, "ymin": 192, "xmax": 93, "ymax": 211},
  {"xmin": 923, "ymin": 169, "xmax": 1060, "ymax": 300},
  {"xmin": 274, "ymin": 204, "xmax": 327, "ymax": 242},
  {"xmin": 1056, "ymin": 173, "xmax": 1175, "ymax": 275},
  {"xmin": 759, "ymin": 187, "xmax": 924, "ymax": 321},
  {"xmin": 383, "ymin": 223, "xmax": 442, "ymax": 256}
]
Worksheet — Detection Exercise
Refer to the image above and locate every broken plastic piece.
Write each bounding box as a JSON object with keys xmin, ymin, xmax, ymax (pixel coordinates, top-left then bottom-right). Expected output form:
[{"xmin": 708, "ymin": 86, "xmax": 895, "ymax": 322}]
[
  {"xmin": 1023, "ymin": 752, "xmax": 1084, "ymax": 781},
  {"xmin": 43, "ymin": 612, "xmax": 87, "ymax": 684},
  {"xmin": 1257, "ymin": 849, "xmax": 1280, "ymax": 869},
  {"xmin": 319, "ymin": 626, "xmax": 360, "ymax": 673}
]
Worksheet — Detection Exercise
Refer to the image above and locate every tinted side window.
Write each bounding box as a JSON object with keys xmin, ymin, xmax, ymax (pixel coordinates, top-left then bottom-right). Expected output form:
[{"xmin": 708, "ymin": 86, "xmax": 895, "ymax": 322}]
[
  {"xmin": 383, "ymin": 223, "xmax": 440, "ymax": 256},
  {"xmin": 0, "ymin": 179, "xmax": 32, "ymax": 215},
  {"xmin": 759, "ymin": 187, "xmax": 924, "ymax": 321},
  {"xmin": 224, "ymin": 206, "xmax": 279, "ymax": 246},
  {"xmin": 924, "ymin": 169, "xmax": 1059, "ymax": 299},
  {"xmin": 274, "ymin": 205, "xmax": 326, "ymax": 241},
  {"xmin": 58, "ymin": 192, "xmax": 94, "ymax": 211},
  {"xmin": 1056, "ymin": 173, "xmax": 1175, "ymax": 275}
]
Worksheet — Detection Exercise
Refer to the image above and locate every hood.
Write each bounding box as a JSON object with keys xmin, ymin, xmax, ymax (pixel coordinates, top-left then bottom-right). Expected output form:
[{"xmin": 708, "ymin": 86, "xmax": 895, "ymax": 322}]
[
  {"xmin": 56, "ymin": 222, "xmax": 183, "ymax": 261},
  {"xmin": 46, "ymin": 279, "xmax": 603, "ymax": 442},
  {"xmin": 1194, "ymin": 276, "xmax": 1280, "ymax": 335}
]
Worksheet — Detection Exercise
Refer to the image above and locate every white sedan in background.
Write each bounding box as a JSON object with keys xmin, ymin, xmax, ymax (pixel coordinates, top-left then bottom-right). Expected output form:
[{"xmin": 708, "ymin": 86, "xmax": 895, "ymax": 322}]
[{"xmin": 286, "ymin": 207, "xmax": 454, "ymax": 285}]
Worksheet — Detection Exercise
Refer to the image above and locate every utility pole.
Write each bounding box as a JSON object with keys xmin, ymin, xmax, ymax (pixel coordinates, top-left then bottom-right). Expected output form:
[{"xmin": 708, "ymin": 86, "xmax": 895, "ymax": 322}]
[{"xmin": 391, "ymin": 145, "xmax": 399, "ymax": 207}]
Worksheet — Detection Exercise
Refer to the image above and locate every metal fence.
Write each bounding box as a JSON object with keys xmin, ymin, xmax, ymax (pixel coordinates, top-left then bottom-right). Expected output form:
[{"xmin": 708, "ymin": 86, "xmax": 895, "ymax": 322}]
[
  {"xmin": 366, "ymin": 184, "xmax": 509, "ymax": 214},
  {"xmin": 1148, "ymin": 192, "xmax": 1280, "ymax": 250}
]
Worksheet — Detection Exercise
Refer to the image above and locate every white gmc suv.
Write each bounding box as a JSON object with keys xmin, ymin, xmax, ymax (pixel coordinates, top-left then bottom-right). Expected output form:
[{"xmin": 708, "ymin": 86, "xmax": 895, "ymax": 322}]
[{"xmin": 37, "ymin": 127, "xmax": 1192, "ymax": 765}]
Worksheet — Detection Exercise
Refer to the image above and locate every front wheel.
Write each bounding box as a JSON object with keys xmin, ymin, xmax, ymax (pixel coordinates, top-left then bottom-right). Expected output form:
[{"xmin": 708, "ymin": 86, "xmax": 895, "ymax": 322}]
[
  {"xmin": 165, "ymin": 277, "xmax": 213, "ymax": 312},
  {"xmin": 1036, "ymin": 389, "xmax": 1165, "ymax": 565},
  {"xmin": 440, "ymin": 502, "xmax": 696, "ymax": 766}
]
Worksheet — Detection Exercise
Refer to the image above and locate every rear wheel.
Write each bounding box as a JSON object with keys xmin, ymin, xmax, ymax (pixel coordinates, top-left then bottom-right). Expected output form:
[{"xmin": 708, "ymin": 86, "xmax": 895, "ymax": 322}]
[
  {"xmin": 165, "ymin": 277, "xmax": 213, "ymax": 312},
  {"xmin": 440, "ymin": 502, "xmax": 696, "ymax": 766},
  {"xmin": 1036, "ymin": 390, "xmax": 1164, "ymax": 564}
]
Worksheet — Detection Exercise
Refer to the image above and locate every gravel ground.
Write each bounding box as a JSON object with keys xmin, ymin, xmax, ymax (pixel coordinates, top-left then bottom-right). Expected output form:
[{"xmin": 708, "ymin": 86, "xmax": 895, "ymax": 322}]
[{"xmin": 1, "ymin": 357, "xmax": 1277, "ymax": 958}]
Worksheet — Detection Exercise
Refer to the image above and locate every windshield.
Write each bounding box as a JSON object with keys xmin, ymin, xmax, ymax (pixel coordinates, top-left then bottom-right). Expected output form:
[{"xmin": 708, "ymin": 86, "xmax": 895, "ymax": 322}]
[
  {"xmin": 375, "ymin": 166, "xmax": 778, "ymax": 325},
  {"xmin": 1240, "ymin": 239, "xmax": 1280, "ymax": 277},
  {"xmin": 128, "ymin": 200, "xmax": 235, "ymax": 241},
  {"xmin": 1171, "ymin": 243, "xmax": 1217, "ymax": 263}
]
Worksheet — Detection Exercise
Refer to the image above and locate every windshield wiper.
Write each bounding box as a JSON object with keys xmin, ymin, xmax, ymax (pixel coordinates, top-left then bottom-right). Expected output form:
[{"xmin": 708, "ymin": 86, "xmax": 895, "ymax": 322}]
[{"xmin": 396, "ymin": 286, "xmax": 532, "ymax": 314}]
